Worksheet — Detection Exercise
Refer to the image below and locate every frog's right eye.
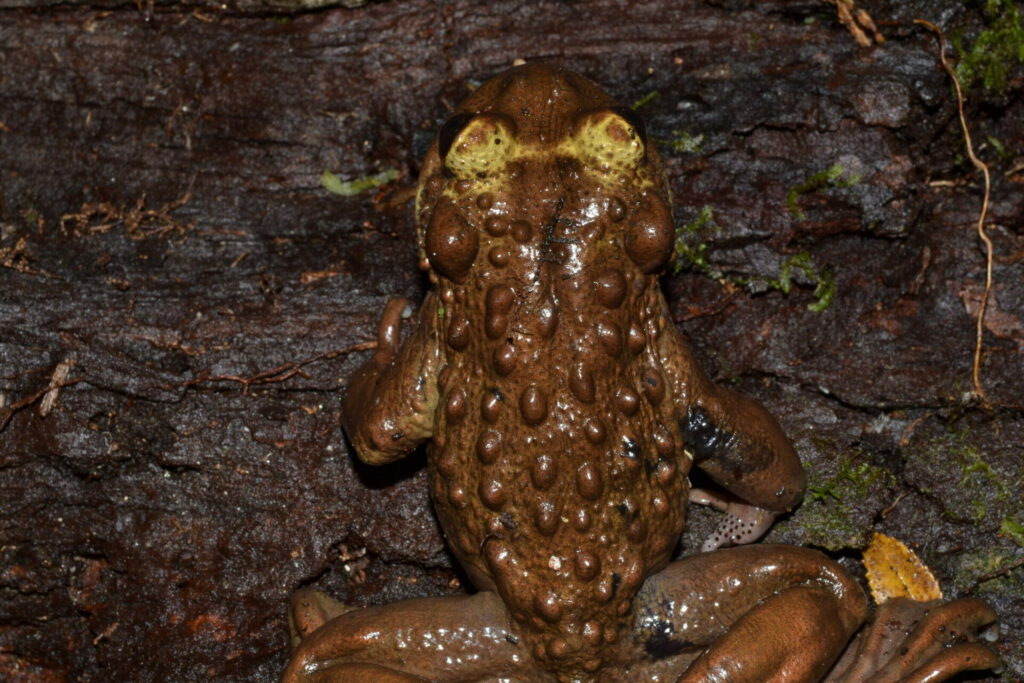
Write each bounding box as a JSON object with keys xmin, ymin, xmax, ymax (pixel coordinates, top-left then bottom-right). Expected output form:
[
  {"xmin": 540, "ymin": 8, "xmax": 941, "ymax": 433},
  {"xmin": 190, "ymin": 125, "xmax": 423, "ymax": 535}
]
[{"xmin": 439, "ymin": 114, "xmax": 517, "ymax": 179}]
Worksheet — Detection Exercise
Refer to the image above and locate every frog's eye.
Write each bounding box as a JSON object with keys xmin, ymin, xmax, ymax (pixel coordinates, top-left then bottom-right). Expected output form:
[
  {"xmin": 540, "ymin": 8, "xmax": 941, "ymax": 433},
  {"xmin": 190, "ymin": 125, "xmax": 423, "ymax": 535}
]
[
  {"xmin": 610, "ymin": 107, "xmax": 647, "ymax": 147},
  {"xmin": 571, "ymin": 108, "xmax": 646, "ymax": 172},
  {"xmin": 439, "ymin": 114, "xmax": 517, "ymax": 179},
  {"xmin": 438, "ymin": 113, "xmax": 475, "ymax": 162}
]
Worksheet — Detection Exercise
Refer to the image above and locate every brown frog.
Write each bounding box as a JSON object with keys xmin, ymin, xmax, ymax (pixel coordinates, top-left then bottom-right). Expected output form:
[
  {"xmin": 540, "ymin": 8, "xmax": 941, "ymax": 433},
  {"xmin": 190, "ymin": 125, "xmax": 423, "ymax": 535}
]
[{"xmin": 283, "ymin": 64, "xmax": 999, "ymax": 682}]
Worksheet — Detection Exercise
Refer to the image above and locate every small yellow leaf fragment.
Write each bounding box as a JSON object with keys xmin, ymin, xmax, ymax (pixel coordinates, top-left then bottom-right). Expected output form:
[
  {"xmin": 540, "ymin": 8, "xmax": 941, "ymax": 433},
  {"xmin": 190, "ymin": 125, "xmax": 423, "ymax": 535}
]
[
  {"xmin": 863, "ymin": 532, "xmax": 943, "ymax": 604},
  {"xmin": 321, "ymin": 169, "xmax": 399, "ymax": 197}
]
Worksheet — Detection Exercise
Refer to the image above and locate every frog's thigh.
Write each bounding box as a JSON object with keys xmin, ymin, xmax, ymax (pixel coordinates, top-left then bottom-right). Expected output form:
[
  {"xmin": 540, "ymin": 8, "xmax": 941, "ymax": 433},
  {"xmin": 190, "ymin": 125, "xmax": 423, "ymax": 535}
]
[
  {"xmin": 282, "ymin": 590, "xmax": 532, "ymax": 683},
  {"xmin": 288, "ymin": 588, "xmax": 355, "ymax": 648},
  {"xmin": 631, "ymin": 545, "xmax": 867, "ymax": 682}
]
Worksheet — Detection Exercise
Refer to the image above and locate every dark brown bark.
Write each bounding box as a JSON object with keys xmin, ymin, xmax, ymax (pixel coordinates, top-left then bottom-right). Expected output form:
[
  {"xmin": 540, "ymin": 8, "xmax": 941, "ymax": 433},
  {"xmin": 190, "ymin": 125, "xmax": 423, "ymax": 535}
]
[{"xmin": 1, "ymin": 1, "xmax": 1021, "ymax": 679}]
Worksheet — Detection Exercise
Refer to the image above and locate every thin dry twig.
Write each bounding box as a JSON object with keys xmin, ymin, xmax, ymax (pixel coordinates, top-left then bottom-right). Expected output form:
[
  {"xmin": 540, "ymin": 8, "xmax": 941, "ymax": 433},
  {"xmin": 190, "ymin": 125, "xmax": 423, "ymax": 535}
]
[
  {"xmin": 832, "ymin": 0, "xmax": 885, "ymax": 47},
  {"xmin": 39, "ymin": 357, "xmax": 76, "ymax": 417},
  {"xmin": 915, "ymin": 19, "xmax": 994, "ymax": 407},
  {"xmin": 0, "ymin": 377, "xmax": 82, "ymax": 432},
  {"xmin": 674, "ymin": 293, "xmax": 740, "ymax": 323},
  {"xmin": 898, "ymin": 411, "xmax": 936, "ymax": 447},
  {"xmin": 1, "ymin": 342, "xmax": 375, "ymax": 431},
  {"xmin": 60, "ymin": 192, "xmax": 194, "ymax": 240},
  {"xmin": 158, "ymin": 341, "xmax": 376, "ymax": 395},
  {"xmin": 0, "ymin": 236, "xmax": 57, "ymax": 278},
  {"xmin": 973, "ymin": 556, "xmax": 1024, "ymax": 587},
  {"xmin": 878, "ymin": 492, "xmax": 909, "ymax": 519}
]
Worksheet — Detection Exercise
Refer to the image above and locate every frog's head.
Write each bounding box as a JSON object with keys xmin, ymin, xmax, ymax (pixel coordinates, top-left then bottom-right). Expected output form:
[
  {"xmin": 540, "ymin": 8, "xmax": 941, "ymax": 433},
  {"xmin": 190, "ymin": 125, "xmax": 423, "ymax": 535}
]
[{"xmin": 415, "ymin": 64, "xmax": 674, "ymax": 286}]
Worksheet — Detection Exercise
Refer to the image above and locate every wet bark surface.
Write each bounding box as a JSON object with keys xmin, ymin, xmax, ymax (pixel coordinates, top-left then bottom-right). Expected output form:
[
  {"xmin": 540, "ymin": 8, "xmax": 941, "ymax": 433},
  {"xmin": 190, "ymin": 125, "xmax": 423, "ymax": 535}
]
[{"xmin": 1, "ymin": 0, "xmax": 1022, "ymax": 680}]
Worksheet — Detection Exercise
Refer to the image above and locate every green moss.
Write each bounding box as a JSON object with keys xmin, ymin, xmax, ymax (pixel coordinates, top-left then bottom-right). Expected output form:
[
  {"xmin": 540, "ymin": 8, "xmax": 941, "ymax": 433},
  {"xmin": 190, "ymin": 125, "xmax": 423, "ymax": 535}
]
[
  {"xmin": 672, "ymin": 205, "xmax": 719, "ymax": 275},
  {"xmin": 953, "ymin": 0, "xmax": 1024, "ymax": 93},
  {"xmin": 795, "ymin": 510, "xmax": 865, "ymax": 549},
  {"xmin": 985, "ymin": 135, "xmax": 1014, "ymax": 161},
  {"xmin": 321, "ymin": 169, "xmax": 399, "ymax": 197},
  {"xmin": 662, "ymin": 130, "xmax": 704, "ymax": 154},
  {"xmin": 999, "ymin": 516, "xmax": 1024, "ymax": 546},
  {"xmin": 807, "ymin": 458, "xmax": 890, "ymax": 503},
  {"xmin": 798, "ymin": 456, "xmax": 895, "ymax": 551},
  {"xmin": 959, "ymin": 442, "xmax": 1009, "ymax": 502},
  {"xmin": 910, "ymin": 430, "xmax": 1012, "ymax": 525},
  {"xmin": 631, "ymin": 90, "xmax": 661, "ymax": 111},
  {"xmin": 672, "ymin": 207, "xmax": 836, "ymax": 313},
  {"xmin": 768, "ymin": 252, "xmax": 836, "ymax": 313},
  {"xmin": 705, "ymin": 349, "xmax": 741, "ymax": 386},
  {"xmin": 951, "ymin": 546, "xmax": 1024, "ymax": 595},
  {"xmin": 786, "ymin": 163, "xmax": 861, "ymax": 220}
]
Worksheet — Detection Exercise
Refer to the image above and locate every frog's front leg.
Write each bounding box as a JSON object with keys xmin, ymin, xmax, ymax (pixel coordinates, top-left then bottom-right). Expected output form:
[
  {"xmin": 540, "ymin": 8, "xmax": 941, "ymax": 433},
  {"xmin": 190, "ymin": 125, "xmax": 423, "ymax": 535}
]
[
  {"xmin": 286, "ymin": 295, "xmax": 445, "ymax": 667},
  {"xmin": 341, "ymin": 294, "xmax": 442, "ymax": 465},
  {"xmin": 656, "ymin": 314, "xmax": 806, "ymax": 550},
  {"xmin": 625, "ymin": 545, "xmax": 868, "ymax": 682}
]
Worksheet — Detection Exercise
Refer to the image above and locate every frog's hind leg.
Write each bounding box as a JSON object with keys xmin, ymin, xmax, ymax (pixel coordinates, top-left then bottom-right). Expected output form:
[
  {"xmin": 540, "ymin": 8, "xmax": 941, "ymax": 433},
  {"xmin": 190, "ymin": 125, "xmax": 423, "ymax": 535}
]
[
  {"xmin": 282, "ymin": 590, "xmax": 536, "ymax": 683},
  {"xmin": 288, "ymin": 588, "xmax": 357, "ymax": 648},
  {"xmin": 625, "ymin": 545, "xmax": 867, "ymax": 682}
]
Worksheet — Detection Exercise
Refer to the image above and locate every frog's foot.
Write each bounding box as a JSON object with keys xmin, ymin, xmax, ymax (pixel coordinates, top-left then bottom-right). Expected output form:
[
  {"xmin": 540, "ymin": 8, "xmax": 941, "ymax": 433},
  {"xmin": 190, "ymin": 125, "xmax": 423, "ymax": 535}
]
[
  {"xmin": 624, "ymin": 545, "xmax": 867, "ymax": 682},
  {"xmin": 288, "ymin": 588, "xmax": 357, "ymax": 649},
  {"xmin": 825, "ymin": 597, "xmax": 999, "ymax": 683},
  {"xmin": 282, "ymin": 590, "xmax": 536, "ymax": 682},
  {"xmin": 689, "ymin": 488, "xmax": 777, "ymax": 552}
]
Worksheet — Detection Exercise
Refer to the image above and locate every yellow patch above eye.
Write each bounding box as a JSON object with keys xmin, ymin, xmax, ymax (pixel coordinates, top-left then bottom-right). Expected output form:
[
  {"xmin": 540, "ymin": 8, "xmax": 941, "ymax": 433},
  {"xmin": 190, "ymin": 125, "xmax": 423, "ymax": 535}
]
[
  {"xmin": 444, "ymin": 115, "xmax": 517, "ymax": 179},
  {"xmin": 567, "ymin": 111, "xmax": 644, "ymax": 174}
]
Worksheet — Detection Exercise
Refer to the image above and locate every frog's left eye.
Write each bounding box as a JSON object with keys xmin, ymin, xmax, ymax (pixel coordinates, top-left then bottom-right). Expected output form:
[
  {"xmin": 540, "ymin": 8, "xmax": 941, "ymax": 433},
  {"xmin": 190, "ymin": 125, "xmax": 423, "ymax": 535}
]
[
  {"xmin": 570, "ymin": 108, "xmax": 646, "ymax": 172},
  {"xmin": 439, "ymin": 114, "xmax": 517, "ymax": 179}
]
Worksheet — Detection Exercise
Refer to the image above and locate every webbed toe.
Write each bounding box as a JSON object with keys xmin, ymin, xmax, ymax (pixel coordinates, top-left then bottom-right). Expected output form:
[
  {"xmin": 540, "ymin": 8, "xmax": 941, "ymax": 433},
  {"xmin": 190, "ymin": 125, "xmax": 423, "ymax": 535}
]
[{"xmin": 825, "ymin": 597, "xmax": 999, "ymax": 682}]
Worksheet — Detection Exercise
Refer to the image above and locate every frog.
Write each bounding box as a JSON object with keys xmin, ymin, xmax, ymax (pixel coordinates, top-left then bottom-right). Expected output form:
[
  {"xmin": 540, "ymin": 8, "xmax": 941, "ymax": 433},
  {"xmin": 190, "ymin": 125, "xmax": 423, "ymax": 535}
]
[{"xmin": 283, "ymin": 64, "xmax": 999, "ymax": 682}]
